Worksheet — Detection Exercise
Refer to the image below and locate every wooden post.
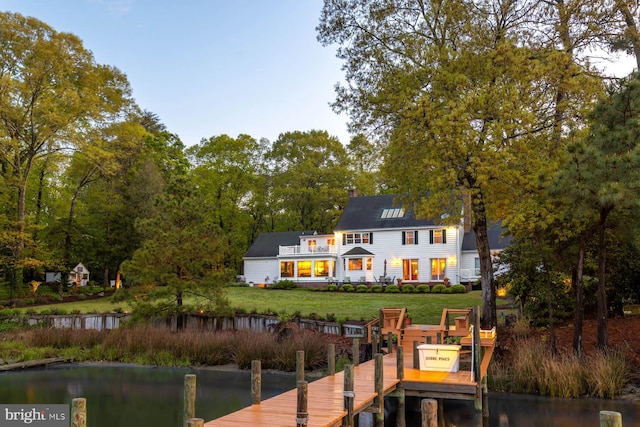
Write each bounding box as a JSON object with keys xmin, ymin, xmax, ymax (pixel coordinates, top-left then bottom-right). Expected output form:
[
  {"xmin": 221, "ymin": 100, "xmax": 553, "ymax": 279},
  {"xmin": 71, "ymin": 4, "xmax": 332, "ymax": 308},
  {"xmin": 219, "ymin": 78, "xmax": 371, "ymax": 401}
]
[
  {"xmin": 396, "ymin": 347, "xmax": 406, "ymax": 427},
  {"xmin": 413, "ymin": 340, "xmax": 419, "ymax": 369},
  {"xmin": 472, "ymin": 307, "xmax": 482, "ymax": 412},
  {"xmin": 436, "ymin": 332, "xmax": 441, "ymax": 344},
  {"xmin": 328, "ymin": 343, "xmax": 336, "ymax": 375},
  {"xmin": 297, "ymin": 350, "xmax": 305, "ymax": 383},
  {"xmin": 71, "ymin": 398, "xmax": 86, "ymax": 427},
  {"xmin": 421, "ymin": 399, "xmax": 437, "ymax": 427},
  {"xmin": 296, "ymin": 381, "xmax": 309, "ymax": 427},
  {"xmin": 372, "ymin": 334, "xmax": 379, "ymax": 355},
  {"xmin": 343, "ymin": 364, "xmax": 355, "ymax": 427},
  {"xmin": 600, "ymin": 411, "xmax": 622, "ymax": 427},
  {"xmin": 374, "ymin": 353, "xmax": 384, "ymax": 427},
  {"xmin": 187, "ymin": 419, "xmax": 204, "ymax": 427},
  {"xmin": 184, "ymin": 374, "xmax": 196, "ymax": 427},
  {"xmin": 251, "ymin": 360, "xmax": 261, "ymax": 405},
  {"xmin": 353, "ymin": 338, "xmax": 360, "ymax": 366},
  {"xmin": 387, "ymin": 331, "xmax": 394, "ymax": 353}
]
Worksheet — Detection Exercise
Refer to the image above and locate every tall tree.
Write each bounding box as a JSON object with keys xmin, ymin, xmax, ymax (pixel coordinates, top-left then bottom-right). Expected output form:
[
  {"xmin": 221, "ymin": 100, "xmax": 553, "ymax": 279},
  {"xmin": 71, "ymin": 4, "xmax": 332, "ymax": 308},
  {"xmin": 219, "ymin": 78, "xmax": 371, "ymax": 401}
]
[
  {"xmin": 121, "ymin": 176, "xmax": 230, "ymax": 322},
  {"xmin": 267, "ymin": 130, "xmax": 350, "ymax": 233},
  {"xmin": 318, "ymin": 0, "xmax": 563, "ymax": 327},
  {"xmin": 553, "ymin": 73, "xmax": 640, "ymax": 349},
  {"xmin": 188, "ymin": 134, "xmax": 264, "ymax": 273},
  {"xmin": 0, "ymin": 12, "xmax": 135, "ymax": 289}
]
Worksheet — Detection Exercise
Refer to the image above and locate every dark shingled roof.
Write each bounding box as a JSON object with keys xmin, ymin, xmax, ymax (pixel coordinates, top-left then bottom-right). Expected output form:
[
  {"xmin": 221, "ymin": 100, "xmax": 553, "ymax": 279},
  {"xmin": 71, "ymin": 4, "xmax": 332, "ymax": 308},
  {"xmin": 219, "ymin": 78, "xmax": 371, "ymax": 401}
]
[
  {"xmin": 342, "ymin": 247, "xmax": 374, "ymax": 256},
  {"xmin": 334, "ymin": 194, "xmax": 436, "ymax": 231},
  {"xmin": 244, "ymin": 230, "xmax": 316, "ymax": 258},
  {"xmin": 461, "ymin": 223, "xmax": 513, "ymax": 251}
]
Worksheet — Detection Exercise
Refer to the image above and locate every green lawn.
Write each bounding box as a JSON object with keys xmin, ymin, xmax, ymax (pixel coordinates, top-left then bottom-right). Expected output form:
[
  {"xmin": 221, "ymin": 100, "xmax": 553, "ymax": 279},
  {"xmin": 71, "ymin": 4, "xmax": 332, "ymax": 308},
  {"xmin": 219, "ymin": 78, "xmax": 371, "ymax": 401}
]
[
  {"xmin": 228, "ymin": 287, "xmax": 482, "ymax": 324},
  {"xmin": 19, "ymin": 287, "xmax": 485, "ymax": 325}
]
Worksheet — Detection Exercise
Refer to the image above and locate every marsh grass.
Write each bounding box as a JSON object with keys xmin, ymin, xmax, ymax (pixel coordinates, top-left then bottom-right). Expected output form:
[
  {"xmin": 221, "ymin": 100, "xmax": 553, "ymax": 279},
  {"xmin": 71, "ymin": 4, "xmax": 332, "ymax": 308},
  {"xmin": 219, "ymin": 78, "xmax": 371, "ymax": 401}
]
[
  {"xmin": 17, "ymin": 324, "xmax": 346, "ymax": 371},
  {"xmin": 490, "ymin": 337, "xmax": 630, "ymax": 398}
]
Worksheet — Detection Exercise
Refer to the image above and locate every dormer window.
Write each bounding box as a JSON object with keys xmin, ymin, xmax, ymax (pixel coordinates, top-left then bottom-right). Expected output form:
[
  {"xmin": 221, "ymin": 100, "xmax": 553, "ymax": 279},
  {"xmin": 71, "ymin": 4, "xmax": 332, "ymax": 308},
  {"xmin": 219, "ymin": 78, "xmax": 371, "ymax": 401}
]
[{"xmin": 381, "ymin": 208, "xmax": 404, "ymax": 218}]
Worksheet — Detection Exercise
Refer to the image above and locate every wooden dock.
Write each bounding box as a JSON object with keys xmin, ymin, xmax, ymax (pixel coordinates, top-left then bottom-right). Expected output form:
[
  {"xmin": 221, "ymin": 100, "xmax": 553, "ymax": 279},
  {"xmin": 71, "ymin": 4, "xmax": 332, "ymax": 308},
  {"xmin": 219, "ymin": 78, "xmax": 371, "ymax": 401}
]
[{"xmin": 203, "ymin": 307, "xmax": 495, "ymax": 427}]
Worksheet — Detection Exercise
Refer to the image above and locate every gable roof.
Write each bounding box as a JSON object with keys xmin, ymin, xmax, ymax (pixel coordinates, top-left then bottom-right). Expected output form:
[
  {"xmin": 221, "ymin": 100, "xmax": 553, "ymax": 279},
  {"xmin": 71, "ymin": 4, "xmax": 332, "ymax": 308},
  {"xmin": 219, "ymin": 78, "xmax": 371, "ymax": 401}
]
[
  {"xmin": 461, "ymin": 223, "xmax": 513, "ymax": 251},
  {"xmin": 334, "ymin": 195, "xmax": 437, "ymax": 231},
  {"xmin": 342, "ymin": 247, "xmax": 375, "ymax": 256},
  {"xmin": 244, "ymin": 230, "xmax": 316, "ymax": 258}
]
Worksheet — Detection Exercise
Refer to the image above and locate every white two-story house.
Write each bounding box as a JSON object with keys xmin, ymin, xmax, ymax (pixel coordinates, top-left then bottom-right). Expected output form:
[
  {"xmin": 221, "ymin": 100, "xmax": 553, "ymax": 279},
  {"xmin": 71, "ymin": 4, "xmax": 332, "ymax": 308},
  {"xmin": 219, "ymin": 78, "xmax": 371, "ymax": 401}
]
[{"xmin": 242, "ymin": 194, "xmax": 511, "ymax": 287}]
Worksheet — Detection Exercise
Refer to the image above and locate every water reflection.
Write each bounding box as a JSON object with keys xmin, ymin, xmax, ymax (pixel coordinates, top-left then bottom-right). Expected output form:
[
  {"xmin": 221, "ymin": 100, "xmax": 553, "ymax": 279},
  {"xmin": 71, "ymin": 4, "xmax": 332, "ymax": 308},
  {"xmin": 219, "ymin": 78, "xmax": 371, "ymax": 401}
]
[{"xmin": 0, "ymin": 365, "xmax": 638, "ymax": 427}]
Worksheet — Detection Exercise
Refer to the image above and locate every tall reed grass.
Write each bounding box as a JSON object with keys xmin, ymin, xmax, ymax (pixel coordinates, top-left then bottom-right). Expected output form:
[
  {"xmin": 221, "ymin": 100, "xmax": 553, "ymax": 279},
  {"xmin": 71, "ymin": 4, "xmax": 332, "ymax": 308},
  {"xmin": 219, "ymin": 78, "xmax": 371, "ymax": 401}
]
[
  {"xmin": 489, "ymin": 337, "xmax": 629, "ymax": 398},
  {"xmin": 22, "ymin": 324, "xmax": 347, "ymax": 371}
]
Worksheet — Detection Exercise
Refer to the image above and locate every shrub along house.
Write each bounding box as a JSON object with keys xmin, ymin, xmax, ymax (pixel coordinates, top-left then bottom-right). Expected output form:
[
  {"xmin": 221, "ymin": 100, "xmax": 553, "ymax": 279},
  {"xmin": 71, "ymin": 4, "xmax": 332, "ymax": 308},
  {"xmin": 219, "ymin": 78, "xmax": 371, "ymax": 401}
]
[{"xmin": 243, "ymin": 194, "xmax": 511, "ymax": 288}]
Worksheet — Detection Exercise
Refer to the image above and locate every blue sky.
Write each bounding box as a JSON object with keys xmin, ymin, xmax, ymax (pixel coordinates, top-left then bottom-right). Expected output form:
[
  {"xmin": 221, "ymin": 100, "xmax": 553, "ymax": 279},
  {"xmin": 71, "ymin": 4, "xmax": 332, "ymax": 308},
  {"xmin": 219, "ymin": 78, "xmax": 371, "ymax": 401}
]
[{"xmin": 2, "ymin": 0, "xmax": 350, "ymax": 147}]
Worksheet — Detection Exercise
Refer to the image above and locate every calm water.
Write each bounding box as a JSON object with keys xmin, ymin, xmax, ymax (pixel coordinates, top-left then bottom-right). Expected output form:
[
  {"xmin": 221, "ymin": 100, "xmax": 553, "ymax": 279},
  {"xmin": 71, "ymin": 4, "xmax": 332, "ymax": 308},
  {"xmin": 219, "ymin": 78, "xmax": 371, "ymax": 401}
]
[{"xmin": 0, "ymin": 365, "xmax": 638, "ymax": 426}]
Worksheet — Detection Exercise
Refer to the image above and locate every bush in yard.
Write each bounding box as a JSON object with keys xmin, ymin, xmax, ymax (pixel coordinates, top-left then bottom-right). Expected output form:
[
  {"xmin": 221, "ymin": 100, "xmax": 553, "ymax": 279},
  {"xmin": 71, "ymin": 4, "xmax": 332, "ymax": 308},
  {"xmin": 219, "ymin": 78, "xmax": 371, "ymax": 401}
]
[
  {"xmin": 450, "ymin": 284, "xmax": 466, "ymax": 293},
  {"xmin": 385, "ymin": 284, "xmax": 400, "ymax": 293},
  {"xmin": 326, "ymin": 284, "xmax": 338, "ymax": 292},
  {"xmin": 442, "ymin": 287, "xmax": 452, "ymax": 293},
  {"xmin": 416, "ymin": 284, "xmax": 430, "ymax": 293},
  {"xmin": 270, "ymin": 280, "xmax": 297, "ymax": 290},
  {"xmin": 431, "ymin": 284, "xmax": 447, "ymax": 294},
  {"xmin": 402, "ymin": 284, "xmax": 415, "ymax": 293},
  {"xmin": 341, "ymin": 284, "xmax": 354, "ymax": 292},
  {"xmin": 371, "ymin": 285, "xmax": 383, "ymax": 293},
  {"xmin": 356, "ymin": 284, "xmax": 368, "ymax": 293}
]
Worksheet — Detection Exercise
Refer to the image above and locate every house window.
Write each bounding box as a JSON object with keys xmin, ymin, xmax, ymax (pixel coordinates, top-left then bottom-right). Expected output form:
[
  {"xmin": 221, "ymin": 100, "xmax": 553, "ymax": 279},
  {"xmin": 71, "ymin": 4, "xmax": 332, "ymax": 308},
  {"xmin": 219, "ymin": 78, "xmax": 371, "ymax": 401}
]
[
  {"xmin": 431, "ymin": 258, "xmax": 446, "ymax": 280},
  {"xmin": 474, "ymin": 257, "xmax": 481, "ymax": 276},
  {"xmin": 327, "ymin": 238, "xmax": 335, "ymax": 246},
  {"xmin": 77, "ymin": 266, "xmax": 83, "ymax": 273},
  {"xmin": 297, "ymin": 261, "xmax": 311, "ymax": 277},
  {"xmin": 280, "ymin": 261, "xmax": 294, "ymax": 278},
  {"xmin": 402, "ymin": 230, "xmax": 418, "ymax": 245},
  {"xmin": 403, "ymin": 259, "xmax": 418, "ymax": 281},
  {"xmin": 314, "ymin": 260, "xmax": 330, "ymax": 277},
  {"xmin": 344, "ymin": 233, "xmax": 372, "ymax": 245},
  {"xmin": 308, "ymin": 240, "xmax": 317, "ymax": 251},
  {"xmin": 429, "ymin": 229, "xmax": 447, "ymax": 244},
  {"xmin": 348, "ymin": 258, "xmax": 363, "ymax": 270},
  {"xmin": 366, "ymin": 257, "xmax": 372, "ymax": 271}
]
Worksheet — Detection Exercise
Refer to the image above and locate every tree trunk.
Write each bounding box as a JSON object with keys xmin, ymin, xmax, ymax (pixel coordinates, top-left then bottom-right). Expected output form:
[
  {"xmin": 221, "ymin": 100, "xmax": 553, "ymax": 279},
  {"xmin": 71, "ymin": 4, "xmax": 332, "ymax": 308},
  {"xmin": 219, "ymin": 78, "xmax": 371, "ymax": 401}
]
[
  {"xmin": 597, "ymin": 210, "xmax": 609, "ymax": 350},
  {"xmin": 618, "ymin": 1, "xmax": 640, "ymax": 70},
  {"xmin": 471, "ymin": 192, "xmax": 497, "ymax": 329},
  {"xmin": 572, "ymin": 237, "xmax": 586, "ymax": 357},
  {"xmin": 544, "ymin": 261, "xmax": 557, "ymax": 354}
]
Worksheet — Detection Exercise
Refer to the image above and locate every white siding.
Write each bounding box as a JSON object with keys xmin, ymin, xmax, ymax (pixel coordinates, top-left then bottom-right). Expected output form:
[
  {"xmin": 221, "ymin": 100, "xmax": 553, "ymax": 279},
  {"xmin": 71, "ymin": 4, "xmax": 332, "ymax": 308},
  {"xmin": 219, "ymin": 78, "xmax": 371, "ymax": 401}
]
[
  {"xmin": 337, "ymin": 226, "xmax": 463, "ymax": 283},
  {"xmin": 460, "ymin": 252, "xmax": 480, "ymax": 282},
  {"xmin": 243, "ymin": 259, "xmax": 279, "ymax": 285}
]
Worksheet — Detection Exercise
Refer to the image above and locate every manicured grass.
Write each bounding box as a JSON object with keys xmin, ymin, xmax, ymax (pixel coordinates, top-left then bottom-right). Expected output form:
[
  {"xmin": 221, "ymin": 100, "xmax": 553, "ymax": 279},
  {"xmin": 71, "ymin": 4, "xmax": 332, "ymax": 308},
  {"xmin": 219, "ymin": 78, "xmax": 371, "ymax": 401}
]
[
  {"xmin": 228, "ymin": 287, "xmax": 482, "ymax": 324},
  {"xmin": 17, "ymin": 287, "xmax": 484, "ymax": 325}
]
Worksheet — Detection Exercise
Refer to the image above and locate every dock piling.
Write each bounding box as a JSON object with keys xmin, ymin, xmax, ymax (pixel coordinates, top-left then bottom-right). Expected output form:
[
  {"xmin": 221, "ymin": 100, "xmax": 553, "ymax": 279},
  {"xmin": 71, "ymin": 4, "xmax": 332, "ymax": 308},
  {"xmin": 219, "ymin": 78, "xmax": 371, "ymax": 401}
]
[
  {"xmin": 353, "ymin": 338, "xmax": 360, "ymax": 365},
  {"xmin": 420, "ymin": 399, "xmax": 437, "ymax": 427},
  {"xmin": 296, "ymin": 350, "xmax": 305, "ymax": 383},
  {"xmin": 296, "ymin": 381, "xmax": 309, "ymax": 427},
  {"xmin": 252, "ymin": 360, "xmax": 261, "ymax": 405},
  {"xmin": 413, "ymin": 341, "xmax": 419, "ymax": 369},
  {"xmin": 328, "ymin": 343, "xmax": 336, "ymax": 375},
  {"xmin": 374, "ymin": 353, "xmax": 384, "ymax": 427},
  {"xmin": 599, "ymin": 411, "xmax": 622, "ymax": 427},
  {"xmin": 187, "ymin": 419, "xmax": 204, "ymax": 427},
  {"xmin": 343, "ymin": 364, "xmax": 355, "ymax": 427},
  {"xmin": 396, "ymin": 346, "xmax": 406, "ymax": 427},
  {"xmin": 184, "ymin": 374, "xmax": 196, "ymax": 427},
  {"xmin": 71, "ymin": 397, "xmax": 86, "ymax": 427}
]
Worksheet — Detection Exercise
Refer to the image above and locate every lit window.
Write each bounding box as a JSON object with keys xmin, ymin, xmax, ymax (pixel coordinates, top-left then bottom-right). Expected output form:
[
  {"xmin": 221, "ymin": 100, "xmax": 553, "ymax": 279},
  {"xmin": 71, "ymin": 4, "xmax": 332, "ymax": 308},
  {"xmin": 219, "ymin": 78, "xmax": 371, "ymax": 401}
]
[
  {"xmin": 348, "ymin": 258, "xmax": 363, "ymax": 270},
  {"xmin": 297, "ymin": 261, "xmax": 311, "ymax": 277},
  {"xmin": 314, "ymin": 260, "xmax": 330, "ymax": 277},
  {"xmin": 430, "ymin": 229, "xmax": 447, "ymax": 244},
  {"xmin": 403, "ymin": 259, "xmax": 418, "ymax": 280},
  {"xmin": 402, "ymin": 231, "xmax": 418, "ymax": 245},
  {"xmin": 280, "ymin": 261, "xmax": 294, "ymax": 278},
  {"xmin": 431, "ymin": 258, "xmax": 446, "ymax": 280},
  {"xmin": 366, "ymin": 257, "xmax": 372, "ymax": 271}
]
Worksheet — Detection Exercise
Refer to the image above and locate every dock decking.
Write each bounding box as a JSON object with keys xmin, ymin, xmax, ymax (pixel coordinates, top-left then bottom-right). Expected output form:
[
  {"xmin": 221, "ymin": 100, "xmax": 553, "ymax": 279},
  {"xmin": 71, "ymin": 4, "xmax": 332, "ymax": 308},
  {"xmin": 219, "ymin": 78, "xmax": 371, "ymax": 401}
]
[{"xmin": 204, "ymin": 344, "xmax": 489, "ymax": 427}]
